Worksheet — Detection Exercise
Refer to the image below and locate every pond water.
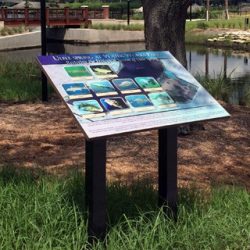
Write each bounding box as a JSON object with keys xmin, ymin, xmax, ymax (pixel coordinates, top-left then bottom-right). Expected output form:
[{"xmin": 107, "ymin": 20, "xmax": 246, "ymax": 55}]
[{"xmin": 0, "ymin": 43, "xmax": 249, "ymax": 105}]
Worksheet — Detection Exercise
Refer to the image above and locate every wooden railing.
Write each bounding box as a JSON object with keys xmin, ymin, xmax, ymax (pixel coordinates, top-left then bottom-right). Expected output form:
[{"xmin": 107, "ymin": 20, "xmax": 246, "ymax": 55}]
[{"xmin": 0, "ymin": 7, "xmax": 108, "ymax": 26}]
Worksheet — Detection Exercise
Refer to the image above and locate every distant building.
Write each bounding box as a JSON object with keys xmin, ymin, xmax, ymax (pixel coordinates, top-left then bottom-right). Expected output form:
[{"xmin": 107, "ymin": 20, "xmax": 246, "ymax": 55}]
[
  {"xmin": 12, "ymin": 1, "xmax": 40, "ymax": 8},
  {"xmin": 187, "ymin": 3, "xmax": 203, "ymax": 13},
  {"xmin": 240, "ymin": 3, "xmax": 250, "ymax": 13}
]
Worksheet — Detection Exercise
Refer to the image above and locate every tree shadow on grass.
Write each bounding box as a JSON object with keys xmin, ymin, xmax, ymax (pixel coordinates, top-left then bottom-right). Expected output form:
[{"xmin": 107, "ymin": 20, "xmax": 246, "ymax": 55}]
[
  {"xmin": 0, "ymin": 166, "xmax": 216, "ymax": 229},
  {"xmin": 64, "ymin": 171, "xmax": 208, "ymax": 228}
]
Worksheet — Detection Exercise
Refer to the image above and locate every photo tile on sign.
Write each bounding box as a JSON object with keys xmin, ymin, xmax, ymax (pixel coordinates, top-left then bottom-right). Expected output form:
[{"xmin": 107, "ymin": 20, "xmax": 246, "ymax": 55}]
[
  {"xmin": 112, "ymin": 78, "xmax": 141, "ymax": 94},
  {"xmin": 62, "ymin": 83, "xmax": 92, "ymax": 99},
  {"xmin": 89, "ymin": 65, "xmax": 118, "ymax": 79},
  {"xmin": 72, "ymin": 100, "xmax": 105, "ymax": 118},
  {"xmin": 100, "ymin": 97, "xmax": 131, "ymax": 115},
  {"xmin": 86, "ymin": 80, "xmax": 118, "ymax": 97},
  {"xmin": 148, "ymin": 92, "xmax": 176, "ymax": 108},
  {"xmin": 64, "ymin": 66, "xmax": 93, "ymax": 80},
  {"xmin": 134, "ymin": 77, "xmax": 162, "ymax": 92},
  {"xmin": 125, "ymin": 94, "xmax": 155, "ymax": 112}
]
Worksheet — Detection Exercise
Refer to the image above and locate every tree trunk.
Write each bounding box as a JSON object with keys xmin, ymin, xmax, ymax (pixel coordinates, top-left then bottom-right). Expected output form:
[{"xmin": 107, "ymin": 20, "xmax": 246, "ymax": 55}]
[
  {"xmin": 142, "ymin": 0, "xmax": 190, "ymax": 67},
  {"xmin": 225, "ymin": 0, "xmax": 230, "ymax": 20}
]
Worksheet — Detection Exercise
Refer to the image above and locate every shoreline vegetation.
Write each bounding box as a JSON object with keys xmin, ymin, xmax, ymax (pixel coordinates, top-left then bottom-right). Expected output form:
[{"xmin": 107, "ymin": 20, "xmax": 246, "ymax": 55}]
[
  {"xmin": 0, "ymin": 16, "xmax": 250, "ymax": 51},
  {"xmin": 88, "ymin": 17, "xmax": 250, "ymax": 51},
  {"xmin": 0, "ymin": 55, "xmax": 249, "ymax": 105}
]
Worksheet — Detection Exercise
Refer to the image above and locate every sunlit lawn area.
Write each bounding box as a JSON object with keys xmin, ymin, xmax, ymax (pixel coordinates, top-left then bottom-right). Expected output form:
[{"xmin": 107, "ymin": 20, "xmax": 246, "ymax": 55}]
[
  {"xmin": 89, "ymin": 16, "xmax": 250, "ymax": 31},
  {"xmin": 0, "ymin": 167, "xmax": 249, "ymax": 249},
  {"xmin": 186, "ymin": 15, "xmax": 250, "ymax": 31}
]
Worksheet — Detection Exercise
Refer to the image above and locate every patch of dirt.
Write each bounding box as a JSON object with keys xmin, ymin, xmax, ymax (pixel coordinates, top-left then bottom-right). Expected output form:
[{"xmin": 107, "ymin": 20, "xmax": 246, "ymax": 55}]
[{"xmin": 0, "ymin": 100, "xmax": 249, "ymax": 189}]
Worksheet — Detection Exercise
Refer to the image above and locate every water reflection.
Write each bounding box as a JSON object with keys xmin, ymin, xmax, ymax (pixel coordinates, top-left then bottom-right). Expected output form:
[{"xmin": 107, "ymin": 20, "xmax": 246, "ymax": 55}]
[
  {"xmin": 186, "ymin": 45, "xmax": 250, "ymax": 78},
  {"xmin": 186, "ymin": 45, "xmax": 250, "ymax": 106},
  {"xmin": 0, "ymin": 43, "xmax": 249, "ymax": 105}
]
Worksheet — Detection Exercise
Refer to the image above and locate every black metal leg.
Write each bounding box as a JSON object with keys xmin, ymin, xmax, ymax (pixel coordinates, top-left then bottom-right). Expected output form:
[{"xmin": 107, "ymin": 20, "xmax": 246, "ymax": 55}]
[
  {"xmin": 85, "ymin": 139, "xmax": 107, "ymax": 242},
  {"xmin": 158, "ymin": 127, "xmax": 178, "ymax": 218},
  {"xmin": 41, "ymin": 72, "xmax": 48, "ymax": 102},
  {"xmin": 41, "ymin": 0, "xmax": 48, "ymax": 102}
]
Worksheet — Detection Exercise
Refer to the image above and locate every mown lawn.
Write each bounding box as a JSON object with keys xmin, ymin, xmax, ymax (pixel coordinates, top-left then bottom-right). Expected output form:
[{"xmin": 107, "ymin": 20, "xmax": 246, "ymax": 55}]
[
  {"xmin": 89, "ymin": 16, "xmax": 250, "ymax": 32},
  {"xmin": 0, "ymin": 167, "xmax": 249, "ymax": 249},
  {"xmin": 186, "ymin": 16, "xmax": 250, "ymax": 31}
]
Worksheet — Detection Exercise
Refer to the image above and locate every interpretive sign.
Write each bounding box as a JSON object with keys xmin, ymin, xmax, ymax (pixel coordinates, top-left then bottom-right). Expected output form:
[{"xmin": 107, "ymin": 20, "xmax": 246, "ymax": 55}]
[{"xmin": 37, "ymin": 51, "xmax": 229, "ymax": 140}]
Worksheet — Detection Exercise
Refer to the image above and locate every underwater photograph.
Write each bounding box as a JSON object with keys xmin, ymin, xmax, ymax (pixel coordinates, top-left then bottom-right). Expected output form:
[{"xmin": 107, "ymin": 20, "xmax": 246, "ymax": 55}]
[
  {"xmin": 64, "ymin": 66, "xmax": 92, "ymax": 78},
  {"xmin": 134, "ymin": 77, "xmax": 162, "ymax": 91},
  {"xmin": 161, "ymin": 78, "xmax": 198, "ymax": 103},
  {"xmin": 90, "ymin": 65, "xmax": 118, "ymax": 78},
  {"xmin": 87, "ymin": 80, "xmax": 118, "ymax": 96},
  {"xmin": 62, "ymin": 83, "xmax": 92, "ymax": 99},
  {"xmin": 125, "ymin": 94, "xmax": 154, "ymax": 109},
  {"xmin": 148, "ymin": 92, "xmax": 175, "ymax": 107},
  {"xmin": 100, "ymin": 97, "xmax": 130, "ymax": 112},
  {"xmin": 112, "ymin": 78, "xmax": 141, "ymax": 93},
  {"xmin": 72, "ymin": 100, "xmax": 104, "ymax": 116}
]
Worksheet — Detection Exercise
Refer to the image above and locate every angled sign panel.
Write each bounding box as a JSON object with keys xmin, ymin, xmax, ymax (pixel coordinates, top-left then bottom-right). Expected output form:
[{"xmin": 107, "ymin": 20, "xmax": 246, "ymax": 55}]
[{"xmin": 37, "ymin": 51, "xmax": 229, "ymax": 139}]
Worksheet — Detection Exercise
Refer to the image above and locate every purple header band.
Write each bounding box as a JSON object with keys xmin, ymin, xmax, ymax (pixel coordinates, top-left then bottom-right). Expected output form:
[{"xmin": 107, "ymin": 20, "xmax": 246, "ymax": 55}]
[{"xmin": 37, "ymin": 51, "xmax": 174, "ymax": 65}]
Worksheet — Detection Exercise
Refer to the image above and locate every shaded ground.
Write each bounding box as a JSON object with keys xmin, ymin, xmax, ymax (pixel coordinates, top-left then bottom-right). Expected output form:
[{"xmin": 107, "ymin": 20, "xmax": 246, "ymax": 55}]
[{"xmin": 0, "ymin": 100, "xmax": 249, "ymax": 189}]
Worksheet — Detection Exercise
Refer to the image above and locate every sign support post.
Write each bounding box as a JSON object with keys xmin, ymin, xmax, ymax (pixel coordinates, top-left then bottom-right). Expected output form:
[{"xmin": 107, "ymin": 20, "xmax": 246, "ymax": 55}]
[
  {"xmin": 40, "ymin": 0, "xmax": 48, "ymax": 102},
  {"xmin": 158, "ymin": 127, "xmax": 178, "ymax": 218},
  {"xmin": 85, "ymin": 139, "xmax": 107, "ymax": 241},
  {"xmin": 127, "ymin": 0, "xmax": 130, "ymax": 26}
]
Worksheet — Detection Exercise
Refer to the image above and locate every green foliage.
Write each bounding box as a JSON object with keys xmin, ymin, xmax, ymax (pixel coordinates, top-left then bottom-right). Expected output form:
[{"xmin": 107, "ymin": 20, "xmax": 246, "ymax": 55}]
[
  {"xmin": 89, "ymin": 23, "xmax": 143, "ymax": 31},
  {"xmin": 185, "ymin": 32, "xmax": 212, "ymax": 45},
  {"xmin": 196, "ymin": 72, "xmax": 234, "ymax": 102},
  {"xmin": 0, "ymin": 60, "xmax": 39, "ymax": 79},
  {"xmin": 196, "ymin": 22, "xmax": 209, "ymax": 30},
  {"xmin": 186, "ymin": 17, "xmax": 249, "ymax": 31},
  {"xmin": 65, "ymin": 1, "xmax": 140, "ymax": 10},
  {"xmin": 189, "ymin": 8, "xmax": 221, "ymax": 20},
  {"xmin": 129, "ymin": 12, "xmax": 143, "ymax": 20},
  {"xmin": 0, "ymin": 78, "xmax": 41, "ymax": 102},
  {"xmin": 0, "ymin": 29, "xmax": 8, "ymax": 36},
  {"xmin": 0, "ymin": 25, "xmax": 27, "ymax": 36},
  {"xmin": 232, "ymin": 74, "xmax": 250, "ymax": 106},
  {"xmin": 0, "ymin": 60, "xmax": 42, "ymax": 102},
  {"xmin": 0, "ymin": 167, "xmax": 249, "ymax": 249}
]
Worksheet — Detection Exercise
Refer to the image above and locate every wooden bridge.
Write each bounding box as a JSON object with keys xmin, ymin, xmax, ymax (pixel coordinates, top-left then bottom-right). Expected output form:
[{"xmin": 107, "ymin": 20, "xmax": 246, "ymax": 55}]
[{"xmin": 0, "ymin": 7, "xmax": 110, "ymax": 27}]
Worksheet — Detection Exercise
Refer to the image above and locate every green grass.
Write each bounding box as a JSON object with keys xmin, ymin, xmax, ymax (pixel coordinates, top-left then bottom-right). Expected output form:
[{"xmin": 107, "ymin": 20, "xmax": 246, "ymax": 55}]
[
  {"xmin": 89, "ymin": 16, "xmax": 250, "ymax": 32},
  {"xmin": 196, "ymin": 72, "xmax": 233, "ymax": 101},
  {"xmin": 196, "ymin": 72, "xmax": 250, "ymax": 106},
  {"xmin": 88, "ymin": 17, "xmax": 250, "ymax": 48},
  {"xmin": 89, "ymin": 23, "xmax": 144, "ymax": 31},
  {"xmin": 0, "ymin": 167, "xmax": 249, "ymax": 249},
  {"xmin": 0, "ymin": 60, "xmax": 47, "ymax": 102},
  {"xmin": 0, "ymin": 78, "xmax": 42, "ymax": 102},
  {"xmin": 185, "ymin": 32, "xmax": 212, "ymax": 45},
  {"xmin": 186, "ymin": 16, "xmax": 250, "ymax": 31},
  {"xmin": 0, "ymin": 25, "xmax": 28, "ymax": 36}
]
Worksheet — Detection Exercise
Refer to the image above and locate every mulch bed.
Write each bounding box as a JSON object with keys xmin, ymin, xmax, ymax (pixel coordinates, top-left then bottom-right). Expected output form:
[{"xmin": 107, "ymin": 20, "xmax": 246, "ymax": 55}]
[{"xmin": 0, "ymin": 100, "xmax": 249, "ymax": 189}]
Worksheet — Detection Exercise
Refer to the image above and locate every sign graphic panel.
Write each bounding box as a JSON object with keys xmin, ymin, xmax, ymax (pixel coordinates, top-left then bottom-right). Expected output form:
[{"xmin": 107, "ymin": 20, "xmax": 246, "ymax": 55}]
[{"xmin": 37, "ymin": 51, "xmax": 229, "ymax": 139}]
